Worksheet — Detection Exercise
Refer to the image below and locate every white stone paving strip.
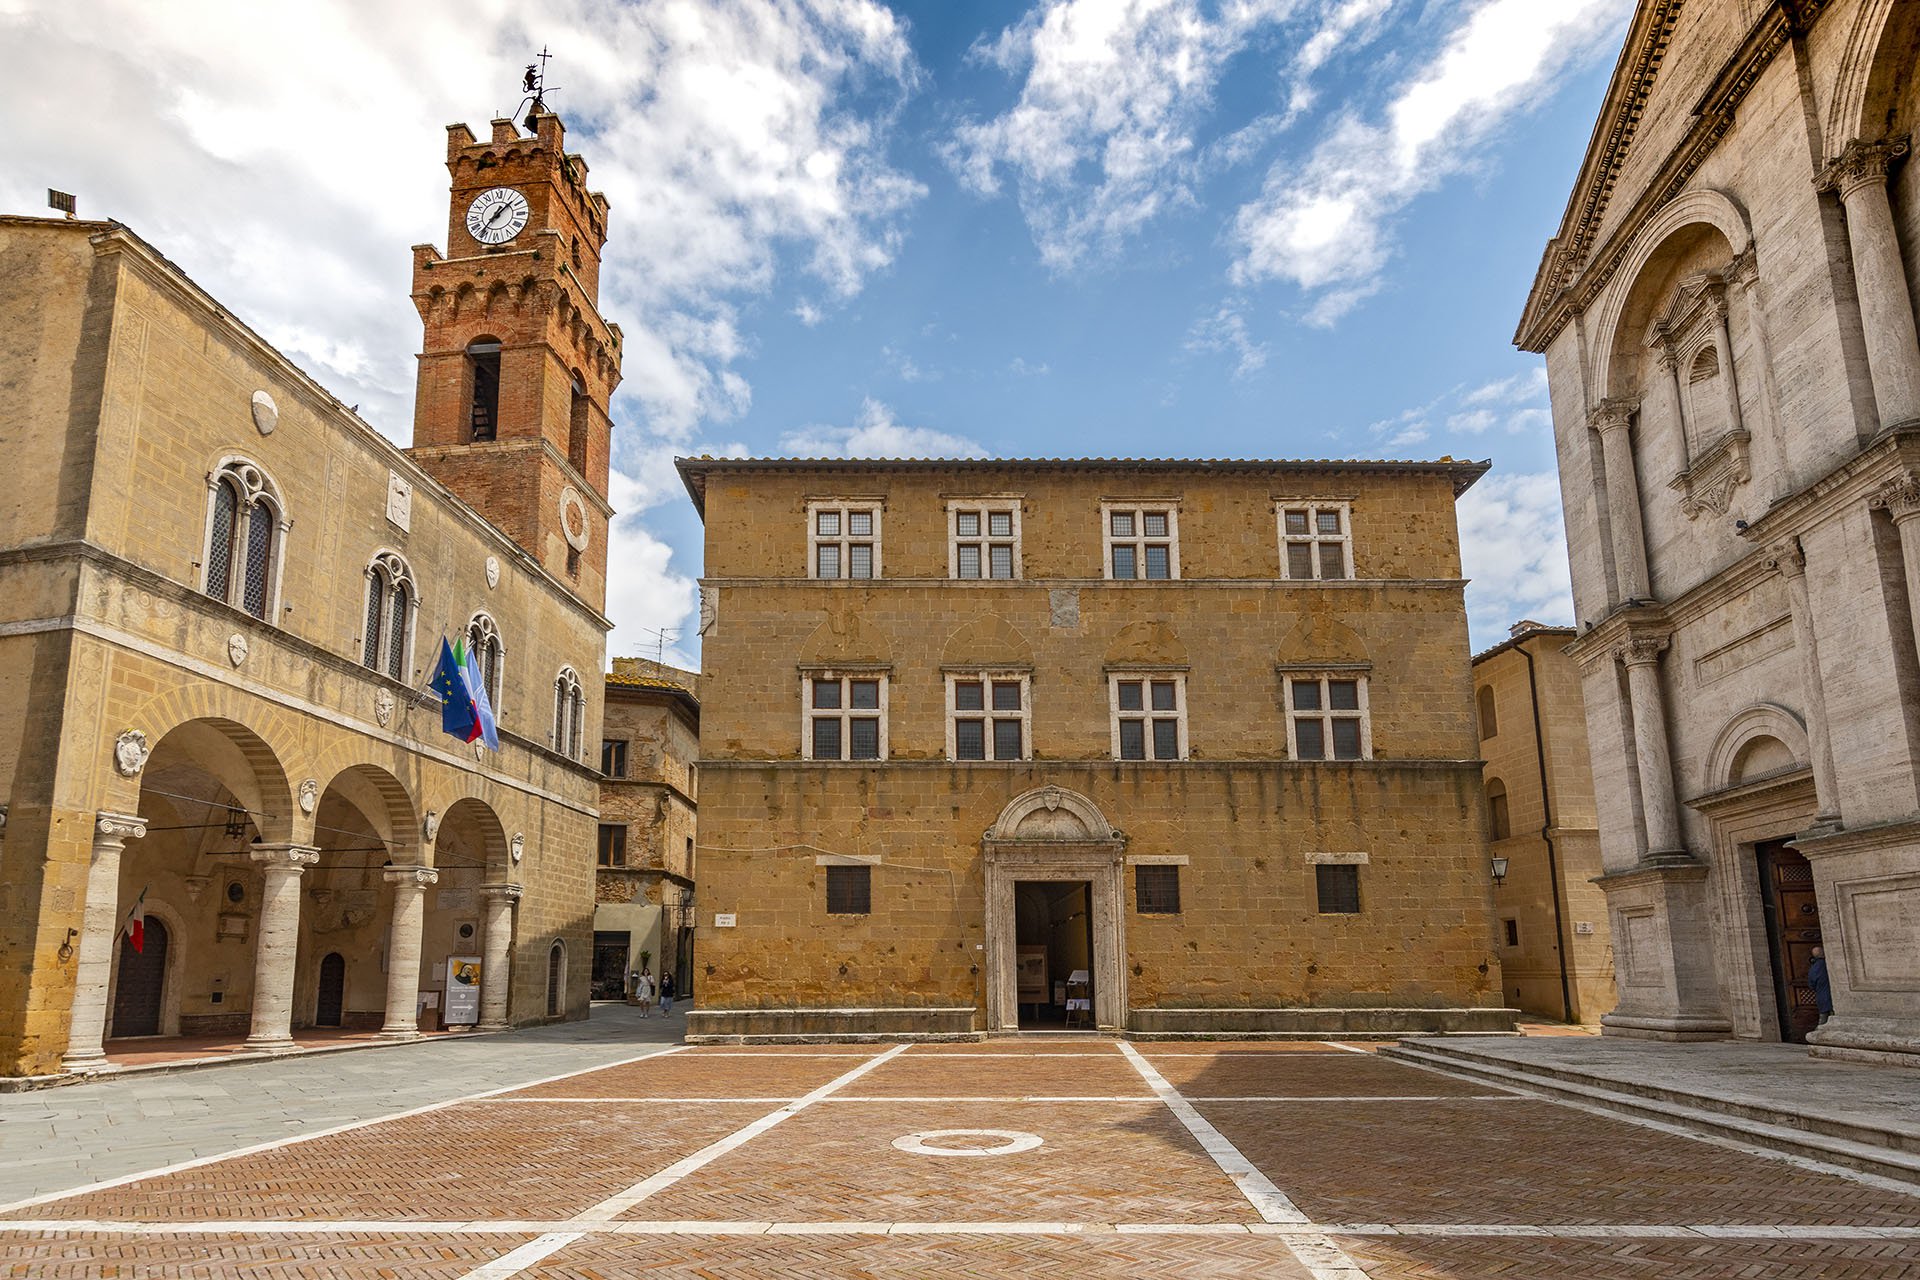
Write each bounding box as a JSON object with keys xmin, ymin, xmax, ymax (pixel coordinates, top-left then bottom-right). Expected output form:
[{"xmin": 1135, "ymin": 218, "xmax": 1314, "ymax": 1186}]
[
  {"xmin": 449, "ymin": 1045, "xmax": 912, "ymax": 1280},
  {"xmin": 1115, "ymin": 1042, "xmax": 1370, "ymax": 1280},
  {"xmin": 0, "ymin": 1045, "xmax": 689, "ymax": 1217},
  {"xmin": 1321, "ymin": 1042, "xmax": 1372, "ymax": 1054}
]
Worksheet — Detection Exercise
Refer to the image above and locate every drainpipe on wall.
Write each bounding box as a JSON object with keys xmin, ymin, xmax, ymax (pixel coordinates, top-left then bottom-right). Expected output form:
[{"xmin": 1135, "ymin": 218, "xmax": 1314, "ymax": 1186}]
[{"xmin": 1520, "ymin": 637, "xmax": 1575, "ymax": 1025}]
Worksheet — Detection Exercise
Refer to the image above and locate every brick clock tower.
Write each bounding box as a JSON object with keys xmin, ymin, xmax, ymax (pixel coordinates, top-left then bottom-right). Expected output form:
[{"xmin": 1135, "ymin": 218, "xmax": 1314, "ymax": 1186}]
[{"xmin": 408, "ymin": 108, "xmax": 621, "ymax": 613}]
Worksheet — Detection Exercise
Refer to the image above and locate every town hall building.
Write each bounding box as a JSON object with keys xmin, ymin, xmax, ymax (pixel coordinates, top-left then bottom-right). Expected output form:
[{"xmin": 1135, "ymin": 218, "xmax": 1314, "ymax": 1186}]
[{"xmin": 0, "ymin": 105, "xmax": 618, "ymax": 1078}]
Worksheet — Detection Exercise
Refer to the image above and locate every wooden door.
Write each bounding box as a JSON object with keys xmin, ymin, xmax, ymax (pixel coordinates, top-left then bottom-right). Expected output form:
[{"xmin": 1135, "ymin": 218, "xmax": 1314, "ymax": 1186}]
[
  {"xmin": 315, "ymin": 952, "xmax": 345, "ymax": 1028},
  {"xmin": 1757, "ymin": 840, "xmax": 1823, "ymax": 1043},
  {"xmin": 110, "ymin": 917, "xmax": 169, "ymax": 1038}
]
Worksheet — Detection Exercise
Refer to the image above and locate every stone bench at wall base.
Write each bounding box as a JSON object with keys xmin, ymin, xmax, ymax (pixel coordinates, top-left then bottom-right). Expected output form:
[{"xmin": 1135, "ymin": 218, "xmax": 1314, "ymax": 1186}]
[
  {"xmin": 1128, "ymin": 1006, "xmax": 1520, "ymax": 1038},
  {"xmin": 686, "ymin": 1006, "xmax": 980, "ymax": 1042}
]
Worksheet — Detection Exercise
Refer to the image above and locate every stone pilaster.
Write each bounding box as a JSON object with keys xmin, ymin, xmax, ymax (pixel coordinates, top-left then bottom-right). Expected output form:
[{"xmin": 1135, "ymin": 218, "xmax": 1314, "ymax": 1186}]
[
  {"xmin": 63, "ymin": 812, "xmax": 148, "ymax": 1072},
  {"xmin": 1706, "ymin": 292, "xmax": 1746, "ymax": 438},
  {"xmin": 1653, "ymin": 340, "xmax": 1692, "ymax": 475},
  {"xmin": 478, "ymin": 883, "xmax": 522, "ymax": 1031},
  {"xmin": 1870, "ymin": 473, "xmax": 1920, "ymax": 663},
  {"xmin": 1592, "ymin": 399, "xmax": 1651, "ymax": 602},
  {"xmin": 1617, "ymin": 637, "xmax": 1686, "ymax": 859},
  {"xmin": 243, "ymin": 844, "xmax": 319, "ymax": 1052},
  {"xmin": 1766, "ymin": 540, "xmax": 1842, "ymax": 828},
  {"xmin": 1820, "ymin": 137, "xmax": 1920, "ymax": 430},
  {"xmin": 379, "ymin": 865, "xmax": 439, "ymax": 1038}
]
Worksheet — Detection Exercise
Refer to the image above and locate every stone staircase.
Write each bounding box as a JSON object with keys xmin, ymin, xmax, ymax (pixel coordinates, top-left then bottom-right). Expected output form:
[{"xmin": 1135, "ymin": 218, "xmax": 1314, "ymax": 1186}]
[{"xmin": 1379, "ymin": 1037, "xmax": 1920, "ymax": 1188}]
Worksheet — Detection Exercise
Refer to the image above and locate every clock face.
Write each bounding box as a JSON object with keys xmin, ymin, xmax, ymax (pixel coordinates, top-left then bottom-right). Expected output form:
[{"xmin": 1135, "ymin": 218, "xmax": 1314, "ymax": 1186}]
[{"xmin": 466, "ymin": 187, "xmax": 530, "ymax": 245}]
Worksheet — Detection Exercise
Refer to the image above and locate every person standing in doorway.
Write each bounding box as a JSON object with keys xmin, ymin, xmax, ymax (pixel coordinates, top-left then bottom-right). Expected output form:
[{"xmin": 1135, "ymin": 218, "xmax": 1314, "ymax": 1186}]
[
  {"xmin": 1808, "ymin": 945, "xmax": 1833, "ymax": 1025},
  {"xmin": 659, "ymin": 970, "xmax": 675, "ymax": 1016},
  {"xmin": 634, "ymin": 967, "xmax": 654, "ymax": 1018}
]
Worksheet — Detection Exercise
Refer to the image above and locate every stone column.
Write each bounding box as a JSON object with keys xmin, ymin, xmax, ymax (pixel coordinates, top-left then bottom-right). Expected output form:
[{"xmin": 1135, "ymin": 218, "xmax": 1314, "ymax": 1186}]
[
  {"xmin": 1592, "ymin": 399, "xmax": 1652, "ymax": 602},
  {"xmin": 1617, "ymin": 638, "xmax": 1686, "ymax": 859},
  {"xmin": 1729, "ymin": 249, "xmax": 1792, "ymax": 501},
  {"xmin": 244, "ymin": 844, "xmax": 319, "ymax": 1052},
  {"xmin": 379, "ymin": 865, "xmax": 439, "ymax": 1039},
  {"xmin": 1652, "ymin": 341, "xmax": 1692, "ymax": 475},
  {"xmin": 478, "ymin": 883, "xmax": 522, "ymax": 1031},
  {"xmin": 1706, "ymin": 291, "xmax": 1746, "ymax": 437},
  {"xmin": 63, "ymin": 812, "xmax": 148, "ymax": 1072},
  {"xmin": 1871, "ymin": 474, "xmax": 1920, "ymax": 659},
  {"xmin": 1767, "ymin": 541, "xmax": 1842, "ymax": 827},
  {"xmin": 1822, "ymin": 137, "xmax": 1920, "ymax": 429}
]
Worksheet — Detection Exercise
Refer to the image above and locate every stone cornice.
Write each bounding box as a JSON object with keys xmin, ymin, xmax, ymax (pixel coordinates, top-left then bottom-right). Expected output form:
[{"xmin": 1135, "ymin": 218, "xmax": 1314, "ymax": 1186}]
[
  {"xmin": 697, "ymin": 577, "xmax": 1470, "ymax": 592},
  {"xmin": 1739, "ymin": 424, "xmax": 1920, "ymax": 545},
  {"xmin": 693, "ymin": 758, "xmax": 1485, "ymax": 774}
]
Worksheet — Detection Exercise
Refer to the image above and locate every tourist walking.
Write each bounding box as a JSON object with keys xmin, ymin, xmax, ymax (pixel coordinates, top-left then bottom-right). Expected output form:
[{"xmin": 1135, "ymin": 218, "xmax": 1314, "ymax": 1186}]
[
  {"xmin": 1808, "ymin": 946, "xmax": 1833, "ymax": 1025},
  {"xmin": 633, "ymin": 967, "xmax": 654, "ymax": 1018},
  {"xmin": 659, "ymin": 971, "xmax": 676, "ymax": 1016}
]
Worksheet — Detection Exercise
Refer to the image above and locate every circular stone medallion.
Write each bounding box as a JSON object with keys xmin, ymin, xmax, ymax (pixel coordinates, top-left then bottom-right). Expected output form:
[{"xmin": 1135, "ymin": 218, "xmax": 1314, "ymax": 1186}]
[{"xmin": 890, "ymin": 1129, "xmax": 1043, "ymax": 1158}]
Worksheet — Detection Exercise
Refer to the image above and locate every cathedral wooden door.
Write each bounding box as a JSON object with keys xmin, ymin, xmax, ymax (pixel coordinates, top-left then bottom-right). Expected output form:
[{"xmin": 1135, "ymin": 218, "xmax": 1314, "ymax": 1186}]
[{"xmin": 1757, "ymin": 840, "xmax": 1823, "ymax": 1043}]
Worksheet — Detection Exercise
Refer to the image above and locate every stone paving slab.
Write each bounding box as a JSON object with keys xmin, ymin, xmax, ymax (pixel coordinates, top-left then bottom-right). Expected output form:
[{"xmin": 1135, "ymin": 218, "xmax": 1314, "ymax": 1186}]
[
  {"xmin": 501, "ymin": 1054, "xmax": 852, "ymax": 1100},
  {"xmin": 1337, "ymin": 1232, "xmax": 1920, "ymax": 1279},
  {"xmin": 845, "ymin": 1051, "xmax": 1153, "ymax": 1098},
  {"xmin": 0, "ymin": 1230, "xmax": 531, "ymax": 1277},
  {"xmin": 629, "ymin": 1099, "xmax": 1259, "ymax": 1225},
  {"xmin": 1152, "ymin": 1051, "xmax": 1500, "ymax": 1098},
  {"xmin": 1203, "ymin": 1097, "xmax": 1920, "ymax": 1228}
]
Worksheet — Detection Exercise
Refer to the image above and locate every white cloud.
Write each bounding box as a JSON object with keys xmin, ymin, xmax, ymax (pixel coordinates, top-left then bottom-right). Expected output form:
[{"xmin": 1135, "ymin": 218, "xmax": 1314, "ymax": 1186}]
[
  {"xmin": 946, "ymin": 0, "xmax": 1299, "ymax": 271},
  {"xmin": 1184, "ymin": 303, "xmax": 1271, "ymax": 379},
  {"xmin": 1458, "ymin": 470, "xmax": 1574, "ymax": 645},
  {"xmin": 792, "ymin": 299, "xmax": 825, "ymax": 326},
  {"xmin": 779, "ymin": 398, "xmax": 989, "ymax": 458},
  {"xmin": 1008, "ymin": 356, "xmax": 1051, "ymax": 377},
  {"xmin": 1230, "ymin": 0, "xmax": 1628, "ymax": 313},
  {"xmin": 0, "ymin": 0, "xmax": 928, "ymax": 662},
  {"xmin": 604, "ymin": 465, "xmax": 699, "ymax": 667}
]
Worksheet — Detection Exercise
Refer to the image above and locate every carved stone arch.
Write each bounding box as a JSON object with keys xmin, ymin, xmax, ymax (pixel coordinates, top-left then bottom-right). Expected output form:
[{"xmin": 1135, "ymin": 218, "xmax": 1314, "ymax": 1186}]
[
  {"xmin": 312, "ymin": 761, "xmax": 421, "ymax": 859},
  {"xmin": 1102, "ymin": 620, "xmax": 1187, "ymax": 666},
  {"xmin": 120, "ymin": 695, "xmax": 299, "ymax": 843},
  {"xmin": 1590, "ymin": 188, "xmax": 1754, "ymax": 399},
  {"xmin": 797, "ymin": 610, "xmax": 893, "ymax": 667},
  {"xmin": 1273, "ymin": 612, "xmax": 1368, "ymax": 664},
  {"xmin": 940, "ymin": 614, "xmax": 1034, "ymax": 668},
  {"xmin": 985, "ymin": 785, "xmax": 1118, "ymax": 843},
  {"xmin": 1824, "ymin": 0, "xmax": 1913, "ymax": 160},
  {"xmin": 1705, "ymin": 702, "xmax": 1811, "ymax": 791}
]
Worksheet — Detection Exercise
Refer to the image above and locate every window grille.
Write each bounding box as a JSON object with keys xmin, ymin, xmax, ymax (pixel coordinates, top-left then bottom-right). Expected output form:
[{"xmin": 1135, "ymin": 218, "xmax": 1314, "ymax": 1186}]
[
  {"xmin": 826, "ymin": 864, "xmax": 871, "ymax": 914},
  {"xmin": 1136, "ymin": 865, "xmax": 1182, "ymax": 914},
  {"xmin": 1316, "ymin": 863, "xmax": 1361, "ymax": 914}
]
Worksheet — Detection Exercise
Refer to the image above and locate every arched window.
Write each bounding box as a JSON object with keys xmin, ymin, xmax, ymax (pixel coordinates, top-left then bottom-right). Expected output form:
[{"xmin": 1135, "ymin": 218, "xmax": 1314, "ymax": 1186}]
[
  {"xmin": 468, "ymin": 340, "xmax": 502, "ymax": 441},
  {"xmin": 553, "ymin": 666, "xmax": 584, "ymax": 757},
  {"xmin": 1476, "ymin": 686, "xmax": 1498, "ymax": 739},
  {"xmin": 467, "ymin": 612, "xmax": 504, "ymax": 715},
  {"xmin": 202, "ymin": 459, "xmax": 285, "ymax": 621},
  {"xmin": 1486, "ymin": 778, "xmax": 1511, "ymax": 841},
  {"xmin": 361, "ymin": 552, "xmax": 415, "ymax": 681},
  {"xmin": 567, "ymin": 370, "xmax": 590, "ymax": 474},
  {"xmin": 1686, "ymin": 343, "xmax": 1730, "ymax": 444},
  {"xmin": 546, "ymin": 938, "xmax": 565, "ymax": 1017}
]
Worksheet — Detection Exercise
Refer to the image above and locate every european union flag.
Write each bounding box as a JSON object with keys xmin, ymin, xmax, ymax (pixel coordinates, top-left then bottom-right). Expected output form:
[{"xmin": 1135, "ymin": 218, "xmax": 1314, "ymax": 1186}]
[{"xmin": 431, "ymin": 638, "xmax": 482, "ymax": 745}]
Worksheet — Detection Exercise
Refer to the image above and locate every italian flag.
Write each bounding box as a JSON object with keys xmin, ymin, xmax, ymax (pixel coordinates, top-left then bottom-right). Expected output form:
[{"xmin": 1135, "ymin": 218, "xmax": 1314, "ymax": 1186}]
[{"xmin": 124, "ymin": 889, "xmax": 147, "ymax": 953}]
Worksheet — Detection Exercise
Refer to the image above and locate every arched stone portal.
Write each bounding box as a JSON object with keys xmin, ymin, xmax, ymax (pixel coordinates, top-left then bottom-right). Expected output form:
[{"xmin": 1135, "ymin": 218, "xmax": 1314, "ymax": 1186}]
[{"xmin": 982, "ymin": 786, "xmax": 1127, "ymax": 1032}]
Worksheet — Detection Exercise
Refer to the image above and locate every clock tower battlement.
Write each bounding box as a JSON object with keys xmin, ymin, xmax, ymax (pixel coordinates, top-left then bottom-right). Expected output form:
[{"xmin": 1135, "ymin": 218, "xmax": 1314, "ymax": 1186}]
[{"xmin": 407, "ymin": 107, "xmax": 620, "ymax": 614}]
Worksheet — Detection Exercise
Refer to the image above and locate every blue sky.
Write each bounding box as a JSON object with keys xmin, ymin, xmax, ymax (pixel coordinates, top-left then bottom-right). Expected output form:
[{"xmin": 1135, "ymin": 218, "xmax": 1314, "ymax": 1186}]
[{"xmin": 2, "ymin": 0, "xmax": 1633, "ymax": 661}]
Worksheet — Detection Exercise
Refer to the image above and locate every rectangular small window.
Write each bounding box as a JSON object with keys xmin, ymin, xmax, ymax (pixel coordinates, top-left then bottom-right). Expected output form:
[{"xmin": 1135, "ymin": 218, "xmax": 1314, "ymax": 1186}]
[
  {"xmin": 950, "ymin": 501, "xmax": 1022, "ymax": 579},
  {"xmin": 948, "ymin": 672, "xmax": 1030, "ymax": 762},
  {"xmin": 808, "ymin": 501, "xmax": 881, "ymax": 579},
  {"xmin": 1287, "ymin": 674, "xmax": 1370, "ymax": 761},
  {"xmin": 826, "ymin": 864, "xmax": 871, "ymax": 914},
  {"xmin": 805, "ymin": 674, "xmax": 888, "ymax": 761},
  {"xmin": 597, "ymin": 824, "xmax": 627, "ymax": 868},
  {"xmin": 1279, "ymin": 501, "xmax": 1353, "ymax": 580},
  {"xmin": 1136, "ymin": 864, "xmax": 1181, "ymax": 914},
  {"xmin": 1316, "ymin": 863, "xmax": 1361, "ymax": 914},
  {"xmin": 1105, "ymin": 503, "xmax": 1179, "ymax": 580},
  {"xmin": 1111, "ymin": 674, "xmax": 1186, "ymax": 760},
  {"xmin": 1503, "ymin": 917, "xmax": 1520, "ymax": 948},
  {"xmin": 601, "ymin": 739, "xmax": 628, "ymax": 778}
]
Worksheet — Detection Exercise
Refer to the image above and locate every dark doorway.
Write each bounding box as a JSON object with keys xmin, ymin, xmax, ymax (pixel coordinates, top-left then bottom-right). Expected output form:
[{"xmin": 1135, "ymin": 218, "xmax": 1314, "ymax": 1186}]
[
  {"xmin": 591, "ymin": 932, "xmax": 629, "ymax": 1001},
  {"xmin": 110, "ymin": 916, "xmax": 169, "ymax": 1038},
  {"xmin": 315, "ymin": 952, "xmax": 345, "ymax": 1028},
  {"xmin": 547, "ymin": 940, "xmax": 565, "ymax": 1016},
  {"xmin": 1757, "ymin": 839, "xmax": 1823, "ymax": 1043},
  {"xmin": 1013, "ymin": 881, "xmax": 1093, "ymax": 1029}
]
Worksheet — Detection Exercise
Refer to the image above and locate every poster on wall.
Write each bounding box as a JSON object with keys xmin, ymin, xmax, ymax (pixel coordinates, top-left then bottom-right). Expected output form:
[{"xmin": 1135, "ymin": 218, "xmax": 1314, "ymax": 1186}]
[
  {"xmin": 1016, "ymin": 946, "xmax": 1049, "ymax": 1003},
  {"xmin": 444, "ymin": 955, "xmax": 482, "ymax": 1025}
]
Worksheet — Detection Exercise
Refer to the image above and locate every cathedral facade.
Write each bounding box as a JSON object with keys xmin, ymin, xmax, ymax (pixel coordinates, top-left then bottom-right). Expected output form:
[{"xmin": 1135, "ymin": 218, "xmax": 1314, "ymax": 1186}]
[
  {"xmin": 0, "ymin": 108, "xmax": 616, "ymax": 1078},
  {"xmin": 1519, "ymin": 1, "xmax": 1920, "ymax": 1060}
]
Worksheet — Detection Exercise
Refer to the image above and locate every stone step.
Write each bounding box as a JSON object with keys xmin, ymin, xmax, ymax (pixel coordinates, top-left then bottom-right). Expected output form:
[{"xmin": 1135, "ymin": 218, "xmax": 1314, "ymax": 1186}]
[{"xmin": 1378, "ymin": 1042, "xmax": 1920, "ymax": 1188}]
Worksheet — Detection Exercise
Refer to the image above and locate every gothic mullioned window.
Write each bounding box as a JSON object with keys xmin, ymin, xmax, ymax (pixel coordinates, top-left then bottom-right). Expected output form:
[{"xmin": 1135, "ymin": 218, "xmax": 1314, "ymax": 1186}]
[
  {"xmin": 202, "ymin": 458, "xmax": 285, "ymax": 621},
  {"xmin": 466, "ymin": 612, "xmax": 504, "ymax": 716},
  {"xmin": 553, "ymin": 666, "xmax": 585, "ymax": 758},
  {"xmin": 361, "ymin": 552, "xmax": 415, "ymax": 681}
]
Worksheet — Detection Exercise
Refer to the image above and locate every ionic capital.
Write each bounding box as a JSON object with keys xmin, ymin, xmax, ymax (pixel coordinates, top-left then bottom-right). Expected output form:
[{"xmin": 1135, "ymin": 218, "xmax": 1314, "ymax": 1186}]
[
  {"xmin": 251, "ymin": 844, "xmax": 321, "ymax": 875},
  {"xmin": 1615, "ymin": 636, "xmax": 1668, "ymax": 668},
  {"xmin": 95, "ymin": 811, "xmax": 148, "ymax": 842},
  {"xmin": 1819, "ymin": 136, "xmax": 1911, "ymax": 200},
  {"xmin": 1766, "ymin": 539, "xmax": 1808, "ymax": 579},
  {"xmin": 481, "ymin": 883, "xmax": 524, "ymax": 904},
  {"xmin": 1589, "ymin": 397, "xmax": 1640, "ymax": 436},
  {"xmin": 1869, "ymin": 472, "xmax": 1920, "ymax": 522},
  {"xmin": 384, "ymin": 864, "xmax": 441, "ymax": 890}
]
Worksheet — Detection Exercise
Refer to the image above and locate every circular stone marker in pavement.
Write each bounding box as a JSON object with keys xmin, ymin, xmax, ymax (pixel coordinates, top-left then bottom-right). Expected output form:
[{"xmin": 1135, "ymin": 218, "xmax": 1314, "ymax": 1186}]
[{"xmin": 891, "ymin": 1129, "xmax": 1044, "ymax": 1158}]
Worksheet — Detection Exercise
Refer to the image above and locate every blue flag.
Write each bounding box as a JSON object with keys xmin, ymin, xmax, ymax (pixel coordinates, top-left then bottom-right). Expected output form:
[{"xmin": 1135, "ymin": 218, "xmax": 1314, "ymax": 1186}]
[
  {"xmin": 460, "ymin": 639, "xmax": 500, "ymax": 752},
  {"xmin": 430, "ymin": 638, "xmax": 482, "ymax": 745}
]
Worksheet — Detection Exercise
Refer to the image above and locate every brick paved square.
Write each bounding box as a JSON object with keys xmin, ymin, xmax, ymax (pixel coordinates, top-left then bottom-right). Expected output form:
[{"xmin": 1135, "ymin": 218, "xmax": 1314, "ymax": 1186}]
[
  {"xmin": 627, "ymin": 1100, "xmax": 1257, "ymax": 1224},
  {"xmin": 0, "ymin": 1230, "xmax": 530, "ymax": 1278},
  {"xmin": 1145, "ymin": 1050, "xmax": 1497, "ymax": 1097},
  {"xmin": 1335, "ymin": 1233, "xmax": 1920, "ymax": 1279},
  {"xmin": 845, "ymin": 1051, "xmax": 1151, "ymax": 1097},
  {"xmin": 503, "ymin": 1052, "xmax": 862, "ymax": 1099},
  {"xmin": 530, "ymin": 1230, "xmax": 1321, "ymax": 1278},
  {"xmin": 1204, "ymin": 1098, "xmax": 1920, "ymax": 1227},
  {"xmin": 13, "ymin": 1103, "xmax": 766, "ymax": 1223}
]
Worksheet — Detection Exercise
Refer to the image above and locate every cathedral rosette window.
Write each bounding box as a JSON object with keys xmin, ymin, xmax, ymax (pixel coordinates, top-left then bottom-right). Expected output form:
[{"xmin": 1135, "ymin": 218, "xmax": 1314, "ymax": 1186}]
[{"xmin": 201, "ymin": 458, "xmax": 287, "ymax": 621}]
